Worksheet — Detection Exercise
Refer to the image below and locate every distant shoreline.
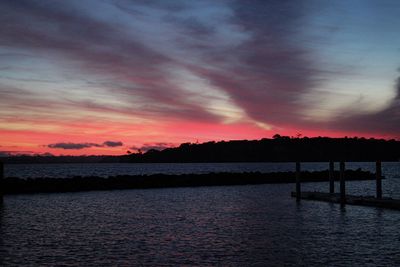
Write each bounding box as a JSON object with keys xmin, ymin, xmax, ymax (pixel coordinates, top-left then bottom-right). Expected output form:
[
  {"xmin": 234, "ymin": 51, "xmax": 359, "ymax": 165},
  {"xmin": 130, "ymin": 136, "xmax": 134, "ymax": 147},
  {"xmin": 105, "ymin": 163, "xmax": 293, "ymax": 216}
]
[
  {"xmin": 2, "ymin": 136, "xmax": 400, "ymax": 163},
  {"xmin": 2, "ymin": 169, "xmax": 376, "ymax": 195}
]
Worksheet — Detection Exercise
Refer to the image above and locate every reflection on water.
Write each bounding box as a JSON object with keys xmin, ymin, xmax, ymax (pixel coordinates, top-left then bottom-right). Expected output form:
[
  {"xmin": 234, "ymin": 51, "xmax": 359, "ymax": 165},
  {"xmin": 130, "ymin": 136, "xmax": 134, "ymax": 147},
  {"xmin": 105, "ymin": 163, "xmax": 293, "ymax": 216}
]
[
  {"xmin": 0, "ymin": 203, "xmax": 6, "ymax": 267},
  {"xmin": 1, "ymin": 162, "xmax": 399, "ymax": 265},
  {"xmin": 1, "ymin": 182, "xmax": 400, "ymax": 266}
]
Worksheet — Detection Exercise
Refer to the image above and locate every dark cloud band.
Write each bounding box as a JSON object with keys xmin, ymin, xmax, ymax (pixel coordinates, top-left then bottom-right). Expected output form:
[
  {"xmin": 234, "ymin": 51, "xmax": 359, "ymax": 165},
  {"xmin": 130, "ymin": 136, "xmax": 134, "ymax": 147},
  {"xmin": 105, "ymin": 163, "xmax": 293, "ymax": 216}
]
[{"xmin": 48, "ymin": 141, "xmax": 123, "ymax": 150}]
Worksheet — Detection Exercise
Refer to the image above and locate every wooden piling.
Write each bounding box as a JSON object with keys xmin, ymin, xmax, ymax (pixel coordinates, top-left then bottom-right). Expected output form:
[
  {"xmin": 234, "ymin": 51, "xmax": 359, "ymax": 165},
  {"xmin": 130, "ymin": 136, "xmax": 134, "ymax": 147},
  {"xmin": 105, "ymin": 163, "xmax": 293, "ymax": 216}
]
[
  {"xmin": 340, "ymin": 161, "xmax": 346, "ymax": 205},
  {"xmin": 0, "ymin": 161, "xmax": 3, "ymax": 203},
  {"xmin": 376, "ymin": 161, "xmax": 382, "ymax": 199},
  {"xmin": 329, "ymin": 161, "xmax": 334, "ymax": 193},
  {"xmin": 296, "ymin": 161, "xmax": 301, "ymax": 201}
]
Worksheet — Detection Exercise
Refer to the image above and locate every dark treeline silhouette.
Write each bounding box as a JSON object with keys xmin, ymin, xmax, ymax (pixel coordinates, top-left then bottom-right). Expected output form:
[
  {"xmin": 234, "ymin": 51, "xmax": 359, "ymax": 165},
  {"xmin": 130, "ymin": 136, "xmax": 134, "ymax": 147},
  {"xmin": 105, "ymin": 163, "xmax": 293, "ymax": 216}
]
[
  {"xmin": 3, "ymin": 169, "xmax": 375, "ymax": 194},
  {"xmin": 122, "ymin": 136, "xmax": 400, "ymax": 163},
  {"xmin": 3, "ymin": 136, "xmax": 400, "ymax": 163}
]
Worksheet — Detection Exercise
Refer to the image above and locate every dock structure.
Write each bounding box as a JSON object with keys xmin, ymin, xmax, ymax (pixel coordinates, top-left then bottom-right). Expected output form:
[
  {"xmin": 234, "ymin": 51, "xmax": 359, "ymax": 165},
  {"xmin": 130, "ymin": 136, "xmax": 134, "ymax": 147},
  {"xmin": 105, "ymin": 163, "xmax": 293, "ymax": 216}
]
[
  {"xmin": 376, "ymin": 161, "xmax": 382, "ymax": 199},
  {"xmin": 0, "ymin": 161, "xmax": 3, "ymax": 203},
  {"xmin": 339, "ymin": 161, "xmax": 346, "ymax": 205},
  {"xmin": 295, "ymin": 161, "xmax": 301, "ymax": 201},
  {"xmin": 291, "ymin": 191, "xmax": 400, "ymax": 210},
  {"xmin": 329, "ymin": 161, "xmax": 334, "ymax": 194},
  {"xmin": 292, "ymin": 161, "xmax": 400, "ymax": 210}
]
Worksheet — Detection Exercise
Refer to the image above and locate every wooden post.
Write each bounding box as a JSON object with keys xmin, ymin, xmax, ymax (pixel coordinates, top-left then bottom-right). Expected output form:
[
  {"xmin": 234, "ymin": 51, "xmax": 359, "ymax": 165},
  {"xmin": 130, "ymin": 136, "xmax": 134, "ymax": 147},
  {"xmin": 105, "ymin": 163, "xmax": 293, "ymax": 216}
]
[
  {"xmin": 0, "ymin": 161, "xmax": 3, "ymax": 203},
  {"xmin": 376, "ymin": 161, "xmax": 382, "ymax": 199},
  {"xmin": 296, "ymin": 161, "xmax": 301, "ymax": 201},
  {"xmin": 329, "ymin": 161, "xmax": 334, "ymax": 194},
  {"xmin": 340, "ymin": 161, "xmax": 346, "ymax": 205}
]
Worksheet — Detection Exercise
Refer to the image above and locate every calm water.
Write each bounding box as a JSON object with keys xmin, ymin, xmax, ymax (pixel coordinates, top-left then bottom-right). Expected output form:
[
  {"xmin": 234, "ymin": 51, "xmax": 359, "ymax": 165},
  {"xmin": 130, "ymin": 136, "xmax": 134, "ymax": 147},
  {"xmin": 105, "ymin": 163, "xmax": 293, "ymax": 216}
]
[
  {"xmin": 4, "ymin": 161, "xmax": 400, "ymax": 178},
  {"xmin": 1, "ymin": 162, "xmax": 400, "ymax": 266},
  {"xmin": 5, "ymin": 162, "xmax": 342, "ymax": 178}
]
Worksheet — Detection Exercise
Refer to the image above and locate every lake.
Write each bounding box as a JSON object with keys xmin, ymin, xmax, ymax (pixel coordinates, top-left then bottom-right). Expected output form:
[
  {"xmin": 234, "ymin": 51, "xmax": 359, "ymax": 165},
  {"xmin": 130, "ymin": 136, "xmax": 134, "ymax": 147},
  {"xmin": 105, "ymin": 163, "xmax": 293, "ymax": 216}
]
[{"xmin": 1, "ymin": 162, "xmax": 400, "ymax": 266}]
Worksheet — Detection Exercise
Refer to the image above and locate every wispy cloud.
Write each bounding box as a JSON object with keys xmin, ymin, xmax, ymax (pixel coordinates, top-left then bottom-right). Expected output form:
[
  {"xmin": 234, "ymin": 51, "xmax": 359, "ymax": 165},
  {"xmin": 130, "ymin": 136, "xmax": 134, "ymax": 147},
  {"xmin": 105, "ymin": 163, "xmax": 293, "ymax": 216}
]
[
  {"xmin": 1, "ymin": 0, "xmax": 320, "ymax": 127},
  {"xmin": 1, "ymin": 0, "xmax": 400, "ymax": 155},
  {"xmin": 331, "ymin": 74, "xmax": 400, "ymax": 136}
]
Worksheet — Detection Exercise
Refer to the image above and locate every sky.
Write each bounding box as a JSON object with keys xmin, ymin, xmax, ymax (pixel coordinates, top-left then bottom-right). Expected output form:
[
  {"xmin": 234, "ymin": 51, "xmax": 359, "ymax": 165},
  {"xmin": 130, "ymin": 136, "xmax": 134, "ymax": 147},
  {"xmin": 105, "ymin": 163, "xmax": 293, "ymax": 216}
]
[{"xmin": 1, "ymin": 0, "xmax": 400, "ymax": 156}]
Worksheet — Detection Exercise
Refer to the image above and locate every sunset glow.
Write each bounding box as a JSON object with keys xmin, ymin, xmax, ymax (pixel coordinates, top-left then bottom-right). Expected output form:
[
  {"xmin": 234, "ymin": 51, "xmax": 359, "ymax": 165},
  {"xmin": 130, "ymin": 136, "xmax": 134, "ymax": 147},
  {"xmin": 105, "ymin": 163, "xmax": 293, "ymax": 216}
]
[{"xmin": 1, "ymin": 0, "xmax": 400, "ymax": 156}]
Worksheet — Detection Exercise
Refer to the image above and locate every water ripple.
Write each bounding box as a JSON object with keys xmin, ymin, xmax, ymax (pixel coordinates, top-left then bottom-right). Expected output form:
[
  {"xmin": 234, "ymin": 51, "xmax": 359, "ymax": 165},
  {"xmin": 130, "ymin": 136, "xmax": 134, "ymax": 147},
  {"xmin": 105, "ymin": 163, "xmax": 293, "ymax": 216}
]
[{"xmin": 1, "ymin": 182, "xmax": 400, "ymax": 266}]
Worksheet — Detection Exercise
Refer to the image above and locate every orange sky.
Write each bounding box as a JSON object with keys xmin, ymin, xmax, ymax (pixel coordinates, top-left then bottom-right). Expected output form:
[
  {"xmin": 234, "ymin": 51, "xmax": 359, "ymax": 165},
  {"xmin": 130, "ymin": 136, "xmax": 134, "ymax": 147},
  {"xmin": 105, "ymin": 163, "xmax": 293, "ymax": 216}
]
[{"xmin": 0, "ymin": 119, "xmax": 388, "ymax": 156}]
